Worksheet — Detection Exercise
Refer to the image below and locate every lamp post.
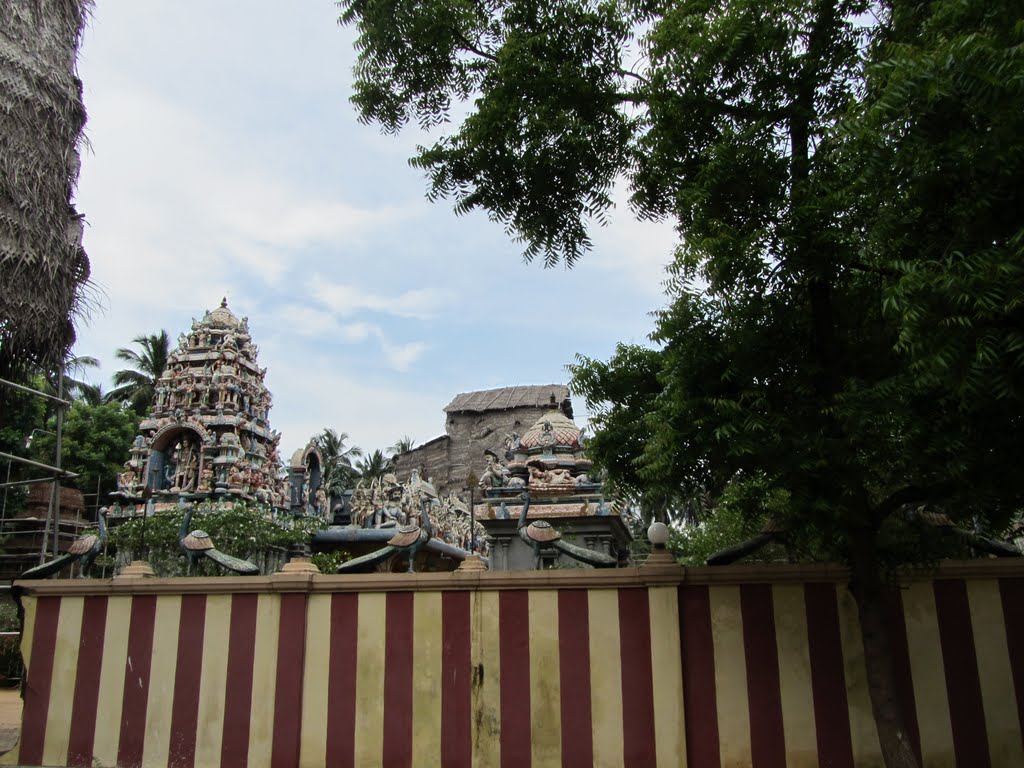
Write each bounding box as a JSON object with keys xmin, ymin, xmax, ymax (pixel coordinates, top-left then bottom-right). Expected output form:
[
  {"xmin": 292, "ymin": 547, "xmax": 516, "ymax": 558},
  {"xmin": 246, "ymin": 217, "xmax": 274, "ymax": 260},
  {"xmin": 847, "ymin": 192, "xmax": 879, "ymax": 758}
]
[
  {"xmin": 24, "ymin": 428, "xmax": 56, "ymax": 450},
  {"xmin": 644, "ymin": 521, "xmax": 675, "ymax": 566}
]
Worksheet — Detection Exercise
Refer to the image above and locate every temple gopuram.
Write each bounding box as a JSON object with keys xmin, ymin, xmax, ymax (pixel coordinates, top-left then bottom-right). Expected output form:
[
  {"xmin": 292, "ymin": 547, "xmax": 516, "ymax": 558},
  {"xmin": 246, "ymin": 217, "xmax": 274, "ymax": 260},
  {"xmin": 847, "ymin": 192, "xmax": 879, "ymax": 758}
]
[{"xmin": 114, "ymin": 299, "xmax": 324, "ymax": 515}]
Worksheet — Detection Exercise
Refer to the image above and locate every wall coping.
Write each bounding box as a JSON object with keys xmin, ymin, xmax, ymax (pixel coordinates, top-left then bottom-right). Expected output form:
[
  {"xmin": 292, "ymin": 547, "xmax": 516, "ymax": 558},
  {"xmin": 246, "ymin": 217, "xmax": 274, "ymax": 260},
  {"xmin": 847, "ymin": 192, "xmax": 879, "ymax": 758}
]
[{"xmin": 13, "ymin": 559, "xmax": 1024, "ymax": 597}]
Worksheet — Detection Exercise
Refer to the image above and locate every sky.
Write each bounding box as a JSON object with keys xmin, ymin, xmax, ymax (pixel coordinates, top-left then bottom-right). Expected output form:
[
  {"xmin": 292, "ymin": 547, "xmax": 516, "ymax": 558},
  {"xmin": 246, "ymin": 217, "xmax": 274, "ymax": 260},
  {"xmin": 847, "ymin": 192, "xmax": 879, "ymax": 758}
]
[{"xmin": 71, "ymin": 1, "xmax": 678, "ymax": 459}]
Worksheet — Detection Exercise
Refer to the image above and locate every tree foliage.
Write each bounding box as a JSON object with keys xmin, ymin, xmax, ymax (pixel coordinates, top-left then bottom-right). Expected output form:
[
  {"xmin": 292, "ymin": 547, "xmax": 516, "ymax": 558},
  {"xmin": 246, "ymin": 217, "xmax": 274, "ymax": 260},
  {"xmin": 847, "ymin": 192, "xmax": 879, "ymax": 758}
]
[
  {"xmin": 389, "ymin": 435, "xmax": 416, "ymax": 456},
  {"xmin": 315, "ymin": 428, "xmax": 362, "ymax": 495},
  {"xmin": 355, "ymin": 448, "xmax": 394, "ymax": 481},
  {"xmin": 105, "ymin": 331, "xmax": 171, "ymax": 414},
  {"xmin": 339, "ymin": 1, "xmax": 1023, "ymax": 764},
  {"xmin": 107, "ymin": 503, "xmax": 324, "ymax": 577},
  {"xmin": 30, "ymin": 401, "xmax": 139, "ymax": 503}
]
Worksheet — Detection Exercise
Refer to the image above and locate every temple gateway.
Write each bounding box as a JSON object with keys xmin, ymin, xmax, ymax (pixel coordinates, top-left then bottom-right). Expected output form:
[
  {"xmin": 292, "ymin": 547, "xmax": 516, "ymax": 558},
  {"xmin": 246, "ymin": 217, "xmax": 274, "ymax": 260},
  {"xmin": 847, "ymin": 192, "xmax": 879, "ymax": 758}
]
[{"xmin": 114, "ymin": 299, "xmax": 325, "ymax": 515}]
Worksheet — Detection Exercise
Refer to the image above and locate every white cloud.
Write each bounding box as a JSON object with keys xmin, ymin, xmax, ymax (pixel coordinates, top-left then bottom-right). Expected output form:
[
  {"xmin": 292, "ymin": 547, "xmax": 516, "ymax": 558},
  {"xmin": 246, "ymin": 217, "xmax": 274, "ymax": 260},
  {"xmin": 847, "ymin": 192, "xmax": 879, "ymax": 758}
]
[
  {"xmin": 309, "ymin": 276, "xmax": 448, "ymax": 319},
  {"xmin": 381, "ymin": 340, "xmax": 430, "ymax": 372},
  {"xmin": 266, "ymin": 305, "xmax": 427, "ymax": 372},
  {"xmin": 273, "ymin": 305, "xmax": 345, "ymax": 337},
  {"xmin": 264, "ymin": 362, "xmax": 445, "ymax": 456},
  {"xmin": 588, "ymin": 181, "xmax": 679, "ymax": 299},
  {"xmin": 78, "ymin": 84, "xmax": 412, "ymax": 308}
]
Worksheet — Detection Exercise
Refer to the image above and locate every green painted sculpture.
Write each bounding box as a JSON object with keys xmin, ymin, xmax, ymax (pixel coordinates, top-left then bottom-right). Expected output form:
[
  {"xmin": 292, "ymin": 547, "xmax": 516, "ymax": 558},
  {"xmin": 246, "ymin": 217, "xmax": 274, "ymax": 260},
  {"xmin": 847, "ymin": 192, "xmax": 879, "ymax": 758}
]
[
  {"xmin": 20, "ymin": 508, "xmax": 108, "ymax": 579},
  {"xmin": 516, "ymin": 492, "xmax": 617, "ymax": 568},
  {"xmin": 178, "ymin": 504, "xmax": 260, "ymax": 575},
  {"xmin": 337, "ymin": 499, "xmax": 434, "ymax": 574}
]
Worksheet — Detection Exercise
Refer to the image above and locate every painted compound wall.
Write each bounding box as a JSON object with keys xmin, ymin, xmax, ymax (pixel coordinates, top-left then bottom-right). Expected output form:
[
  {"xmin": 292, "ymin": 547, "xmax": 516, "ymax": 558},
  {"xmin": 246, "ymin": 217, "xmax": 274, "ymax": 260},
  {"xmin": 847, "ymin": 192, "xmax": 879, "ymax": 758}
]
[{"xmin": 4, "ymin": 561, "xmax": 1023, "ymax": 767}]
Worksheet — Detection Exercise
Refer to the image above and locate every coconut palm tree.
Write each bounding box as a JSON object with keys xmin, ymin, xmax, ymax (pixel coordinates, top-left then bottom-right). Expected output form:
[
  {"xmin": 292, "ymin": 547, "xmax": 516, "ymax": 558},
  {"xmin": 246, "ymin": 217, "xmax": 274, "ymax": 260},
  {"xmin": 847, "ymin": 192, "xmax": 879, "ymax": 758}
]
[
  {"xmin": 105, "ymin": 331, "xmax": 171, "ymax": 414},
  {"xmin": 355, "ymin": 449, "xmax": 394, "ymax": 482},
  {"xmin": 43, "ymin": 354, "xmax": 101, "ymax": 404},
  {"xmin": 315, "ymin": 428, "xmax": 362, "ymax": 495},
  {"xmin": 0, "ymin": 1, "xmax": 92, "ymax": 382},
  {"xmin": 74, "ymin": 382, "xmax": 105, "ymax": 406},
  {"xmin": 389, "ymin": 435, "xmax": 416, "ymax": 457}
]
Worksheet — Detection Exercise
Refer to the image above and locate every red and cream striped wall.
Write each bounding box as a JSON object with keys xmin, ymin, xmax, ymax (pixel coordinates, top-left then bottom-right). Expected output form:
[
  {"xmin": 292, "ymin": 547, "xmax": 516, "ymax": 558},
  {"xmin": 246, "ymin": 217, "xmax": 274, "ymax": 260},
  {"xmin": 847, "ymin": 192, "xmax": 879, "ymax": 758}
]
[{"xmin": 4, "ymin": 560, "xmax": 1023, "ymax": 767}]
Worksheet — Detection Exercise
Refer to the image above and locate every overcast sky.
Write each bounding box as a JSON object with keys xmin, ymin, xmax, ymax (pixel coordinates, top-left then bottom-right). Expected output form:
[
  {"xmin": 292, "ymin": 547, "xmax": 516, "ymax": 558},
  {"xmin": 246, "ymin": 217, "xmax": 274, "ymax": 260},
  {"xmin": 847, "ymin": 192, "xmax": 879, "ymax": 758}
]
[{"xmin": 71, "ymin": 1, "xmax": 677, "ymax": 459}]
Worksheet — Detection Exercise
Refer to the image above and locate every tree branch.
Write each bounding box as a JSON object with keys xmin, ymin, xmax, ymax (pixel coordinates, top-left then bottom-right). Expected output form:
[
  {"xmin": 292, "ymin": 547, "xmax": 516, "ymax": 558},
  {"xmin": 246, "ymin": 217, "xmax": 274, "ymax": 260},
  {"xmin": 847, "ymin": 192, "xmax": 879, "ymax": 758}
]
[
  {"xmin": 618, "ymin": 68, "xmax": 649, "ymax": 84},
  {"xmin": 873, "ymin": 483, "xmax": 953, "ymax": 521},
  {"xmin": 454, "ymin": 30, "xmax": 498, "ymax": 63},
  {"xmin": 614, "ymin": 92, "xmax": 649, "ymax": 106},
  {"xmin": 849, "ymin": 260, "xmax": 900, "ymax": 278}
]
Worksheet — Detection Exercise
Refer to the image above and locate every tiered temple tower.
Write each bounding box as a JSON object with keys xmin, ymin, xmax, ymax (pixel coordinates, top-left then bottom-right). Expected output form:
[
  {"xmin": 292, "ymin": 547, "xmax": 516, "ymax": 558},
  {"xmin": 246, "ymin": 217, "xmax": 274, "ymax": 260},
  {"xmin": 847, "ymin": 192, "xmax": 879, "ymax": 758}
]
[{"xmin": 114, "ymin": 299, "xmax": 309, "ymax": 511}]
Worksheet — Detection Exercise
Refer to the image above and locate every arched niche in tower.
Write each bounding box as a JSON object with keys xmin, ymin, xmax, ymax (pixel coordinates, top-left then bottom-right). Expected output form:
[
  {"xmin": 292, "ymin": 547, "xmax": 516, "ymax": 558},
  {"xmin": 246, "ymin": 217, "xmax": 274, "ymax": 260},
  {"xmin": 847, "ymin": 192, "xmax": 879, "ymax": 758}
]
[{"xmin": 146, "ymin": 425, "xmax": 205, "ymax": 494}]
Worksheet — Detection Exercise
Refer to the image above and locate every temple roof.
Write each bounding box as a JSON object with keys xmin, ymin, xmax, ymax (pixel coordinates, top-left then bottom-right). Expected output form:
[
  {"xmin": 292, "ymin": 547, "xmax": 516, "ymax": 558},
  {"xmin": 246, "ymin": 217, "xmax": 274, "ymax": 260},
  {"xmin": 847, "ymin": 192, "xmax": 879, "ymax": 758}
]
[
  {"xmin": 444, "ymin": 385, "xmax": 571, "ymax": 415},
  {"xmin": 519, "ymin": 410, "xmax": 583, "ymax": 451},
  {"xmin": 204, "ymin": 297, "xmax": 244, "ymax": 329}
]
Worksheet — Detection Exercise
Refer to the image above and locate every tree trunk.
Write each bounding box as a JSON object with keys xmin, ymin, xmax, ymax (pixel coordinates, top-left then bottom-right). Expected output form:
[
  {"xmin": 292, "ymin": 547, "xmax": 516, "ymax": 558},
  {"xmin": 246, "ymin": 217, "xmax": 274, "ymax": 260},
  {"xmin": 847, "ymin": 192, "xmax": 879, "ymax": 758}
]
[
  {"xmin": 849, "ymin": 536, "xmax": 921, "ymax": 768},
  {"xmin": 0, "ymin": 0, "xmax": 91, "ymax": 376}
]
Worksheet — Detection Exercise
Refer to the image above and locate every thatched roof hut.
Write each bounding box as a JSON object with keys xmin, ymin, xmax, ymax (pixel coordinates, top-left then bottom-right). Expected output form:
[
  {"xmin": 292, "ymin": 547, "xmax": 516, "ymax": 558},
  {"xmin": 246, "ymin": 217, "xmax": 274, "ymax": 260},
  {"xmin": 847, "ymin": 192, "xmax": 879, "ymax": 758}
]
[{"xmin": 0, "ymin": 0, "xmax": 92, "ymax": 379}]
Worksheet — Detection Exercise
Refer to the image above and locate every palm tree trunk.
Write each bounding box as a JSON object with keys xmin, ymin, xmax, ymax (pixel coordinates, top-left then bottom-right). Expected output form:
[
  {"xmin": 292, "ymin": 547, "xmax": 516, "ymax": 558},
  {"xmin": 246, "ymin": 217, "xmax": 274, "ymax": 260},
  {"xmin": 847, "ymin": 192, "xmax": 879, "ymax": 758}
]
[{"xmin": 0, "ymin": 0, "xmax": 91, "ymax": 376}]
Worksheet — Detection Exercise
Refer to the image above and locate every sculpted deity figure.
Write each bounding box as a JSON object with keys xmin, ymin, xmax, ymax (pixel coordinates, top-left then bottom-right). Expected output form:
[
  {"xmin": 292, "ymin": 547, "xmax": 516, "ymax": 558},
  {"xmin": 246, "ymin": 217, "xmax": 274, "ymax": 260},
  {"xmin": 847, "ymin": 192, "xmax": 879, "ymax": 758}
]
[
  {"xmin": 351, "ymin": 482, "xmax": 374, "ymax": 527},
  {"xmin": 374, "ymin": 474, "xmax": 405, "ymax": 526},
  {"xmin": 174, "ymin": 441, "xmax": 198, "ymax": 491},
  {"xmin": 182, "ymin": 458, "xmax": 197, "ymax": 491},
  {"xmin": 503, "ymin": 431, "xmax": 521, "ymax": 459},
  {"xmin": 527, "ymin": 461, "xmax": 574, "ymax": 489},
  {"xmin": 539, "ymin": 420, "xmax": 557, "ymax": 449},
  {"xmin": 198, "ymin": 465, "xmax": 214, "ymax": 491},
  {"xmin": 479, "ymin": 450, "xmax": 510, "ymax": 488},
  {"xmin": 118, "ymin": 466, "xmax": 137, "ymax": 491}
]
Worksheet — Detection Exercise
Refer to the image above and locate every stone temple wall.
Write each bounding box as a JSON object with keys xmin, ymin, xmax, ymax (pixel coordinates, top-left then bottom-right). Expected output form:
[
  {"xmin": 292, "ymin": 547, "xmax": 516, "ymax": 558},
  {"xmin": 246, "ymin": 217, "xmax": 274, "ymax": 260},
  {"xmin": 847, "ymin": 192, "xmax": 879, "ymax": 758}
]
[
  {"xmin": 393, "ymin": 436, "xmax": 450, "ymax": 492},
  {"xmin": 395, "ymin": 404, "xmax": 564, "ymax": 496}
]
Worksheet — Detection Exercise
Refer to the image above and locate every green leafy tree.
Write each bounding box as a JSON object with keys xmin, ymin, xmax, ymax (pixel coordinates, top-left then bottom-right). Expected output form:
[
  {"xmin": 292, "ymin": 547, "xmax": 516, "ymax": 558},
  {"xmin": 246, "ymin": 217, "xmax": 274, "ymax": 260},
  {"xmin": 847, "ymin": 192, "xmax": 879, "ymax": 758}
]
[
  {"xmin": 30, "ymin": 401, "xmax": 139, "ymax": 505},
  {"xmin": 105, "ymin": 331, "xmax": 171, "ymax": 414},
  {"xmin": 355, "ymin": 449, "xmax": 394, "ymax": 482},
  {"xmin": 339, "ymin": 1, "xmax": 1023, "ymax": 765},
  {"xmin": 855, "ymin": 0, "xmax": 1024, "ymax": 410},
  {"xmin": 0, "ymin": 380, "xmax": 47, "ymax": 459},
  {"xmin": 0, "ymin": 380, "xmax": 47, "ymax": 518},
  {"xmin": 315, "ymin": 428, "xmax": 363, "ymax": 495}
]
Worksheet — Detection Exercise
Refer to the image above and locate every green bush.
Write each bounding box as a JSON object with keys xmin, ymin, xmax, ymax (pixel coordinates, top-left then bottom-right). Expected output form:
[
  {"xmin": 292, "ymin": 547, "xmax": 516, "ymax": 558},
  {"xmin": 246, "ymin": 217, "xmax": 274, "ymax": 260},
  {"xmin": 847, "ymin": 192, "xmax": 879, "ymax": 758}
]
[{"xmin": 107, "ymin": 501, "xmax": 324, "ymax": 576}]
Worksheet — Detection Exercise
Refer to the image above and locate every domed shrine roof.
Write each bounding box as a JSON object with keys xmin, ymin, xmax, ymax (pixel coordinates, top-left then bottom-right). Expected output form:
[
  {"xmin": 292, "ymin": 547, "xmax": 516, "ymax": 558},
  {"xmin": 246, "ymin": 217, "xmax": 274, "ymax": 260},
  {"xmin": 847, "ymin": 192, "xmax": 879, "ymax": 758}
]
[
  {"xmin": 204, "ymin": 297, "xmax": 244, "ymax": 329},
  {"xmin": 519, "ymin": 410, "xmax": 582, "ymax": 451}
]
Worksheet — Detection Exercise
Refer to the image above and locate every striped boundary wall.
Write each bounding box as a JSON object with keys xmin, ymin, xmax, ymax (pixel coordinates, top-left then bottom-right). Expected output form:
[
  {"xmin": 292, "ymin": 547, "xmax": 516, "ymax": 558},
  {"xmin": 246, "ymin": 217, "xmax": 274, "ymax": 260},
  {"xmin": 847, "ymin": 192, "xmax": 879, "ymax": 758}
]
[{"xmin": 3, "ymin": 560, "xmax": 1023, "ymax": 767}]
